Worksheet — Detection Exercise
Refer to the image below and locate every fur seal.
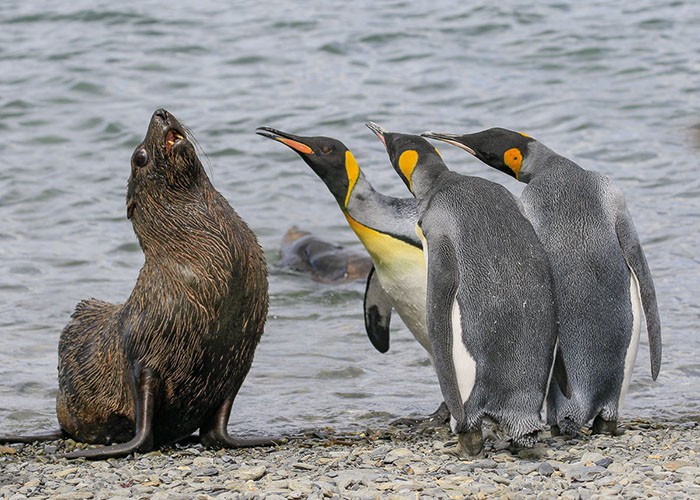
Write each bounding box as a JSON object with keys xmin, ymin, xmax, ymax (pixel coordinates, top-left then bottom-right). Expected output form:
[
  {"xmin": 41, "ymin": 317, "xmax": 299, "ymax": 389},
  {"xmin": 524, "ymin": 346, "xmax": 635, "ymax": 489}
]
[
  {"xmin": 279, "ymin": 226, "xmax": 372, "ymax": 283},
  {"xmin": 1, "ymin": 109, "xmax": 271, "ymax": 459}
]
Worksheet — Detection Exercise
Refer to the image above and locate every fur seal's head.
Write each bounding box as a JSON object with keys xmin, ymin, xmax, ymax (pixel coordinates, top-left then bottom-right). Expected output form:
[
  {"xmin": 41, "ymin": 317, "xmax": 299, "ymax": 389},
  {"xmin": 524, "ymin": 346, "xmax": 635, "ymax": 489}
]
[{"xmin": 127, "ymin": 109, "xmax": 205, "ymax": 221}]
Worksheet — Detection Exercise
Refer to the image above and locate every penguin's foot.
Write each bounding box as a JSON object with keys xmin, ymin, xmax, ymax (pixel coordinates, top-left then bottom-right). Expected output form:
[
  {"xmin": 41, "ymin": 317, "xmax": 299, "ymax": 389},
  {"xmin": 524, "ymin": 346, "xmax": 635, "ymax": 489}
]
[
  {"xmin": 390, "ymin": 401, "xmax": 450, "ymax": 429},
  {"xmin": 555, "ymin": 417, "xmax": 581, "ymax": 437},
  {"xmin": 450, "ymin": 430, "xmax": 483, "ymax": 458},
  {"xmin": 511, "ymin": 430, "xmax": 540, "ymax": 449},
  {"xmin": 591, "ymin": 416, "xmax": 624, "ymax": 436}
]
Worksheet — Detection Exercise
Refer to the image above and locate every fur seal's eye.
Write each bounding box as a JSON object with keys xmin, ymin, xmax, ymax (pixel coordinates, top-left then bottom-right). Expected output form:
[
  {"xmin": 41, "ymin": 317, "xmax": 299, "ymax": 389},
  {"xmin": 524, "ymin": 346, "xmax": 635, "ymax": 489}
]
[{"xmin": 133, "ymin": 149, "xmax": 149, "ymax": 168}]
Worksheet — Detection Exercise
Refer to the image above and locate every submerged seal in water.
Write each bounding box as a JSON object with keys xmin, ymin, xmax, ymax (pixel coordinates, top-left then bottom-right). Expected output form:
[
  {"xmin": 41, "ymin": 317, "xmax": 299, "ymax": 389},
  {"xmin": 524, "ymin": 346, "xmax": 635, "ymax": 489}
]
[
  {"xmin": 279, "ymin": 226, "xmax": 372, "ymax": 283},
  {"xmin": 1, "ymin": 109, "xmax": 270, "ymax": 459}
]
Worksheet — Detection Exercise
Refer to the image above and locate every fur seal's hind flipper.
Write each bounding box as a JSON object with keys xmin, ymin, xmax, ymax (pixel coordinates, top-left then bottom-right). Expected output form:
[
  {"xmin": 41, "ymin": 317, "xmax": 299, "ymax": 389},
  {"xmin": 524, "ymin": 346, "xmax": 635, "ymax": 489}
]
[
  {"xmin": 64, "ymin": 368, "xmax": 158, "ymax": 460},
  {"xmin": 199, "ymin": 396, "xmax": 279, "ymax": 449},
  {"xmin": 0, "ymin": 430, "xmax": 65, "ymax": 444},
  {"xmin": 552, "ymin": 344, "xmax": 572, "ymax": 399},
  {"xmin": 363, "ymin": 266, "xmax": 392, "ymax": 353},
  {"xmin": 615, "ymin": 201, "xmax": 662, "ymax": 380}
]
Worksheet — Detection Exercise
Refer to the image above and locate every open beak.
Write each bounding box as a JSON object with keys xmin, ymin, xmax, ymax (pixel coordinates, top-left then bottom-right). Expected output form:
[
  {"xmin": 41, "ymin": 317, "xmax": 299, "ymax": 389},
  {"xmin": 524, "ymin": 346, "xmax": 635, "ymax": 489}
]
[
  {"xmin": 256, "ymin": 127, "xmax": 314, "ymax": 155},
  {"xmin": 365, "ymin": 121, "xmax": 388, "ymax": 148},
  {"xmin": 421, "ymin": 131, "xmax": 476, "ymax": 156}
]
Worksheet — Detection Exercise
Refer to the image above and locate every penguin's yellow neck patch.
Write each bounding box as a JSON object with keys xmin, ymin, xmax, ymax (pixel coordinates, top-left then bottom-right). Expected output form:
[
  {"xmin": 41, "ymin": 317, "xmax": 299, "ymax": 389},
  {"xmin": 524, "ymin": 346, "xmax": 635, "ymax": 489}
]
[
  {"xmin": 504, "ymin": 147, "xmax": 523, "ymax": 178},
  {"xmin": 518, "ymin": 131, "xmax": 531, "ymax": 139},
  {"xmin": 344, "ymin": 213, "xmax": 424, "ymax": 270},
  {"xmin": 398, "ymin": 150, "xmax": 418, "ymax": 191},
  {"xmin": 344, "ymin": 151, "xmax": 360, "ymax": 208}
]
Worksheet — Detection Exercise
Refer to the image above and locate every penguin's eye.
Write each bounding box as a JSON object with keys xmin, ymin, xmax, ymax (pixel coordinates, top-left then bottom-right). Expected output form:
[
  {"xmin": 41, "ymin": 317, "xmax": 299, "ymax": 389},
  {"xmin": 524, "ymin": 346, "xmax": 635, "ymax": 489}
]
[
  {"xmin": 133, "ymin": 148, "xmax": 149, "ymax": 168},
  {"xmin": 320, "ymin": 146, "xmax": 332, "ymax": 154}
]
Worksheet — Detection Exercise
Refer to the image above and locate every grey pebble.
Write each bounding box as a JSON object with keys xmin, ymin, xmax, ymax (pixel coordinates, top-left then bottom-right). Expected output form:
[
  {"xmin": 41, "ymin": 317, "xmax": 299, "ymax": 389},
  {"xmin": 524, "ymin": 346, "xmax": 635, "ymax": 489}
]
[
  {"xmin": 560, "ymin": 464, "xmax": 608, "ymax": 482},
  {"xmin": 538, "ymin": 462, "xmax": 555, "ymax": 476},
  {"xmin": 516, "ymin": 462, "xmax": 540, "ymax": 475},
  {"xmin": 235, "ymin": 465, "xmax": 266, "ymax": 481},
  {"xmin": 196, "ymin": 467, "xmax": 219, "ymax": 476}
]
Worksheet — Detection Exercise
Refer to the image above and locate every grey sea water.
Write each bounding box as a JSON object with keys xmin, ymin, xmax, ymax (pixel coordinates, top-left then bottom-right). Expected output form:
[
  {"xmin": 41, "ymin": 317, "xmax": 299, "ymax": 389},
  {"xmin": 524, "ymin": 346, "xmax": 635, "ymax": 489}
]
[{"xmin": 1, "ymin": 0, "xmax": 698, "ymax": 437}]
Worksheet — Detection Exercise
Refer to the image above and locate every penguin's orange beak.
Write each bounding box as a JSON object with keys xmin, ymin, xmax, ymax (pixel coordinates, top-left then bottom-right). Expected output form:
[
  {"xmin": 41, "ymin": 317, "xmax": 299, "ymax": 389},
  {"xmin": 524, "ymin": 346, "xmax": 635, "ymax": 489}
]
[{"xmin": 256, "ymin": 127, "xmax": 314, "ymax": 155}]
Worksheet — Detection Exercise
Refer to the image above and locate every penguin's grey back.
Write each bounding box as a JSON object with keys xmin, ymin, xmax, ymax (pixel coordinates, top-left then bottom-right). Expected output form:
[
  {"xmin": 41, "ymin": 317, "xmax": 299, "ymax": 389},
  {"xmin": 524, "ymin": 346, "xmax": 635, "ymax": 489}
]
[
  {"xmin": 522, "ymin": 161, "xmax": 633, "ymax": 410},
  {"xmin": 421, "ymin": 172, "xmax": 557, "ymax": 423}
]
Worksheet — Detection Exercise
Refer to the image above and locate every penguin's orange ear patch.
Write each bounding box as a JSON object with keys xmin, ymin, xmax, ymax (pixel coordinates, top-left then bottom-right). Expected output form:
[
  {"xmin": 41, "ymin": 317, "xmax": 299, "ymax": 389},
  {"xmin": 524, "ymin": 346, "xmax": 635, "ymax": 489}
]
[
  {"xmin": 277, "ymin": 137, "xmax": 313, "ymax": 155},
  {"xmin": 504, "ymin": 148, "xmax": 523, "ymax": 177}
]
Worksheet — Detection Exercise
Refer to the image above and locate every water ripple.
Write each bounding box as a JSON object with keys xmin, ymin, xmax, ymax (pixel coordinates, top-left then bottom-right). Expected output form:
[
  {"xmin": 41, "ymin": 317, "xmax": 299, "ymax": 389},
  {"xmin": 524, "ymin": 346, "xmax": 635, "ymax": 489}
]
[{"xmin": 0, "ymin": 0, "xmax": 698, "ymax": 436}]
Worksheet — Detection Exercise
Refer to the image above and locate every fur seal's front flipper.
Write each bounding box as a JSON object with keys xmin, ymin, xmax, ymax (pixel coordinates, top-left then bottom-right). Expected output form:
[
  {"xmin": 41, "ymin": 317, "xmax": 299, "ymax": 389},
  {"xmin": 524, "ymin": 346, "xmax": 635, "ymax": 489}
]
[
  {"xmin": 64, "ymin": 368, "xmax": 158, "ymax": 460},
  {"xmin": 363, "ymin": 266, "xmax": 392, "ymax": 353},
  {"xmin": 615, "ymin": 199, "xmax": 662, "ymax": 380},
  {"xmin": 199, "ymin": 397, "xmax": 278, "ymax": 448}
]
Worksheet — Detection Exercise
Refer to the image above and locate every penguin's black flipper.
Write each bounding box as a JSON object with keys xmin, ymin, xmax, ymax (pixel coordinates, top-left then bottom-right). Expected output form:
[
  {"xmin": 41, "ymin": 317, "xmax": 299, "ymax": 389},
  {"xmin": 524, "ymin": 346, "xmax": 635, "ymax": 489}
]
[
  {"xmin": 615, "ymin": 198, "xmax": 662, "ymax": 380},
  {"xmin": 552, "ymin": 344, "xmax": 572, "ymax": 399},
  {"xmin": 363, "ymin": 266, "xmax": 392, "ymax": 353}
]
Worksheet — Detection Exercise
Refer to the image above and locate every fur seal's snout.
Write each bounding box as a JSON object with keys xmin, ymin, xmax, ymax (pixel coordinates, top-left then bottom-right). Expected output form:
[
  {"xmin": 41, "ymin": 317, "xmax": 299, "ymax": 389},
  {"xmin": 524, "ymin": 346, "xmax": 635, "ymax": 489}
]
[{"xmin": 151, "ymin": 108, "xmax": 185, "ymax": 156}]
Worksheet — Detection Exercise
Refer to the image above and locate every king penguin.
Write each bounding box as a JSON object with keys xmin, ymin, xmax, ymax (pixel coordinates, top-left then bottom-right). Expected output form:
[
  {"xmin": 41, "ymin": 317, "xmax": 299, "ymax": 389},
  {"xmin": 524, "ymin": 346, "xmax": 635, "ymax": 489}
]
[
  {"xmin": 256, "ymin": 126, "xmax": 449, "ymax": 424},
  {"xmin": 368, "ymin": 122, "xmax": 565, "ymax": 456},
  {"xmin": 423, "ymin": 127, "xmax": 662, "ymax": 436}
]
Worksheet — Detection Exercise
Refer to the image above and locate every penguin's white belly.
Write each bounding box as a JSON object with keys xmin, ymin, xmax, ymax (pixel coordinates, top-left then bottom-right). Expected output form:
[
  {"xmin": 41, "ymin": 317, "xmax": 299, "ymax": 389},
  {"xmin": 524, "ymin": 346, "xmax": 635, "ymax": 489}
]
[
  {"xmin": 451, "ymin": 300, "xmax": 477, "ymax": 406},
  {"xmin": 447, "ymin": 300, "xmax": 478, "ymax": 433},
  {"xmin": 345, "ymin": 214, "xmax": 431, "ymax": 355},
  {"xmin": 618, "ymin": 266, "xmax": 643, "ymax": 410},
  {"xmin": 374, "ymin": 260, "xmax": 430, "ymax": 354}
]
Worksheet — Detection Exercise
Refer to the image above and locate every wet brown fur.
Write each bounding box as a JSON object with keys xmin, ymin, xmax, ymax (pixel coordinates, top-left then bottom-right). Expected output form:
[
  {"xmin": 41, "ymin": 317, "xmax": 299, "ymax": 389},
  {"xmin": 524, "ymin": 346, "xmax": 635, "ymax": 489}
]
[{"xmin": 55, "ymin": 109, "xmax": 268, "ymax": 448}]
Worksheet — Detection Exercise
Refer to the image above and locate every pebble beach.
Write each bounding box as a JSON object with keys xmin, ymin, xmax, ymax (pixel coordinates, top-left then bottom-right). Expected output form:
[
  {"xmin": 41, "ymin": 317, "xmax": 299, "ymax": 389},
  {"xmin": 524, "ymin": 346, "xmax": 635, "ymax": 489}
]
[
  {"xmin": 2, "ymin": 418, "xmax": 699, "ymax": 499},
  {"xmin": 2, "ymin": 2, "xmax": 699, "ymax": 499}
]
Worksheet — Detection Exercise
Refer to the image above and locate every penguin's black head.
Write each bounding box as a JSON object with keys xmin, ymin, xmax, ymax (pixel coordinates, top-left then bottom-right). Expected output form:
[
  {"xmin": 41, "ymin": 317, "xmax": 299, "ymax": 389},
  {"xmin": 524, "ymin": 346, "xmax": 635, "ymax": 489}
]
[
  {"xmin": 256, "ymin": 127, "xmax": 359, "ymax": 209},
  {"xmin": 366, "ymin": 122, "xmax": 446, "ymax": 196},
  {"xmin": 422, "ymin": 127, "xmax": 535, "ymax": 180}
]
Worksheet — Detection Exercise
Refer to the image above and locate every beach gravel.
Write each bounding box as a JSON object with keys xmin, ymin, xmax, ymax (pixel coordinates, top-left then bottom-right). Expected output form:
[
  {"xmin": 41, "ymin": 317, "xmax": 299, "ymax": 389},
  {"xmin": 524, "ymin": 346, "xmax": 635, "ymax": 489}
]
[{"xmin": 1, "ymin": 419, "xmax": 699, "ymax": 499}]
